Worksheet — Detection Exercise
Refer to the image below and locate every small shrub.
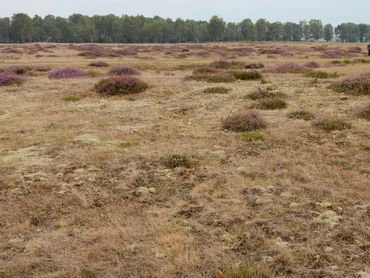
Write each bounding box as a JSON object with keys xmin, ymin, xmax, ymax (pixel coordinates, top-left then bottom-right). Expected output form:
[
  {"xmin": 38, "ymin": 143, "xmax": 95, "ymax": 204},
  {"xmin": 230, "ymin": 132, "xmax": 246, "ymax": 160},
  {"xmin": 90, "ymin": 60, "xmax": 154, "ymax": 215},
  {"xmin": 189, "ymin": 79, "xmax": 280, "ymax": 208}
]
[
  {"xmin": 88, "ymin": 61, "xmax": 109, "ymax": 67},
  {"xmin": 164, "ymin": 154, "xmax": 197, "ymax": 168},
  {"xmin": 223, "ymin": 110, "xmax": 267, "ymax": 132},
  {"xmin": 245, "ymin": 62, "xmax": 264, "ymax": 69},
  {"xmin": 265, "ymin": 62, "xmax": 309, "ymax": 73},
  {"xmin": 2, "ymin": 65, "xmax": 33, "ymax": 75},
  {"xmin": 322, "ymin": 48, "xmax": 346, "ymax": 58},
  {"xmin": 245, "ymin": 87, "xmax": 285, "ymax": 100},
  {"xmin": 312, "ymin": 116, "xmax": 352, "ymax": 132},
  {"xmin": 109, "ymin": 65, "xmax": 139, "ymax": 75},
  {"xmin": 331, "ymin": 74, "xmax": 370, "ymax": 95},
  {"xmin": 209, "ymin": 60, "xmax": 244, "ymax": 69},
  {"xmin": 232, "ymin": 71, "xmax": 263, "ymax": 80},
  {"xmin": 0, "ymin": 72, "xmax": 26, "ymax": 86},
  {"xmin": 348, "ymin": 46, "xmax": 362, "ymax": 54},
  {"xmin": 287, "ymin": 110, "xmax": 315, "ymax": 121},
  {"xmin": 95, "ymin": 76, "xmax": 148, "ymax": 96},
  {"xmin": 204, "ymin": 86, "xmax": 230, "ymax": 94},
  {"xmin": 355, "ymin": 103, "xmax": 370, "ymax": 120},
  {"xmin": 305, "ymin": 71, "xmax": 339, "ymax": 79},
  {"xmin": 48, "ymin": 68, "xmax": 86, "ymax": 79},
  {"xmin": 241, "ymin": 131, "xmax": 265, "ymax": 142},
  {"xmin": 63, "ymin": 95, "xmax": 81, "ymax": 102},
  {"xmin": 253, "ymin": 97, "xmax": 287, "ymax": 110}
]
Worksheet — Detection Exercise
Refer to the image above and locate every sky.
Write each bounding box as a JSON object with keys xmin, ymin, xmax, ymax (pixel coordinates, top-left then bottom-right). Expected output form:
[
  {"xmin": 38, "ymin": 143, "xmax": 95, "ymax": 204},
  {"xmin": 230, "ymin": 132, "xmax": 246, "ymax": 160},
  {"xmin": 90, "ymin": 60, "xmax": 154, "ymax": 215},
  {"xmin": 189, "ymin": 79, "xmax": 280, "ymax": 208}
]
[{"xmin": 0, "ymin": 0, "xmax": 369, "ymax": 25}]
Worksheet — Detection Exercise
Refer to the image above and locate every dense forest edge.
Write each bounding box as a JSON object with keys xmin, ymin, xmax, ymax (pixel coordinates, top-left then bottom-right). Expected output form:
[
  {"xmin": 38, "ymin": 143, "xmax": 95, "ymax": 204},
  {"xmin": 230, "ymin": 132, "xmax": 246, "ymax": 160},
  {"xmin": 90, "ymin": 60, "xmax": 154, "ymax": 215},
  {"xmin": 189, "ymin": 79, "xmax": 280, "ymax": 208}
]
[{"xmin": 0, "ymin": 14, "xmax": 370, "ymax": 43}]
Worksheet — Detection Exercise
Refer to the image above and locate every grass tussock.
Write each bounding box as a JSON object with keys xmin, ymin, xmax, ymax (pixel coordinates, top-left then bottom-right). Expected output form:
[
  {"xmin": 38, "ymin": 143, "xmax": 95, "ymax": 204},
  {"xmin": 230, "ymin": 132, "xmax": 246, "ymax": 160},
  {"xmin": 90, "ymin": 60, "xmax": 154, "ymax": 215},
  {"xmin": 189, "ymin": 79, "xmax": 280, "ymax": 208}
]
[
  {"xmin": 223, "ymin": 110, "xmax": 267, "ymax": 132},
  {"xmin": 109, "ymin": 65, "xmax": 140, "ymax": 75},
  {"xmin": 204, "ymin": 86, "xmax": 230, "ymax": 94},
  {"xmin": 232, "ymin": 71, "xmax": 263, "ymax": 80},
  {"xmin": 164, "ymin": 154, "xmax": 197, "ymax": 168},
  {"xmin": 312, "ymin": 116, "xmax": 352, "ymax": 132},
  {"xmin": 63, "ymin": 95, "xmax": 81, "ymax": 102},
  {"xmin": 187, "ymin": 72, "xmax": 236, "ymax": 83},
  {"xmin": 48, "ymin": 68, "xmax": 86, "ymax": 79},
  {"xmin": 245, "ymin": 62, "xmax": 264, "ymax": 69},
  {"xmin": 245, "ymin": 87, "xmax": 286, "ymax": 100},
  {"xmin": 287, "ymin": 110, "xmax": 315, "ymax": 121},
  {"xmin": 252, "ymin": 97, "xmax": 287, "ymax": 110},
  {"xmin": 95, "ymin": 76, "xmax": 148, "ymax": 95}
]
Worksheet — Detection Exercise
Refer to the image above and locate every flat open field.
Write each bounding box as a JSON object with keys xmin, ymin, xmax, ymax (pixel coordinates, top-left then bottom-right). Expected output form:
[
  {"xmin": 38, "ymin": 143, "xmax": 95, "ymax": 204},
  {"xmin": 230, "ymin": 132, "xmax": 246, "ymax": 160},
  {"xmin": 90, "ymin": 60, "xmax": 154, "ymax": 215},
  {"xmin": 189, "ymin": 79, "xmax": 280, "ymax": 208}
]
[{"xmin": 0, "ymin": 42, "xmax": 369, "ymax": 278}]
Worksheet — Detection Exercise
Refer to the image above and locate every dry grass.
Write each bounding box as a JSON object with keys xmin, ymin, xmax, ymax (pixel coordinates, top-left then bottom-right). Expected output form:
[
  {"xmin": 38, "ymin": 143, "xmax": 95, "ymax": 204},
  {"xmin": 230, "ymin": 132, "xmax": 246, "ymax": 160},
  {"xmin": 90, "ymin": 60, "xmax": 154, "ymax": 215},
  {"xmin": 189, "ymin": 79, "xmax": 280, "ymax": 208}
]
[{"xmin": 0, "ymin": 42, "xmax": 369, "ymax": 278}]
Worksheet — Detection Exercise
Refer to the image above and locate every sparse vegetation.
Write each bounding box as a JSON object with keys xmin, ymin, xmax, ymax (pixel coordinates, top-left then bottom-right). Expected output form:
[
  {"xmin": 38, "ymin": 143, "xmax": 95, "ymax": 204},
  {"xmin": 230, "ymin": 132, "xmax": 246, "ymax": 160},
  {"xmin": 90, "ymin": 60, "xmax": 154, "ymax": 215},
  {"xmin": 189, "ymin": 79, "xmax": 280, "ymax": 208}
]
[
  {"xmin": 305, "ymin": 71, "xmax": 339, "ymax": 79},
  {"xmin": 223, "ymin": 110, "xmax": 267, "ymax": 131},
  {"xmin": 109, "ymin": 65, "xmax": 140, "ymax": 75},
  {"xmin": 265, "ymin": 62, "xmax": 309, "ymax": 73},
  {"xmin": 241, "ymin": 131, "xmax": 265, "ymax": 142},
  {"xmin": 204, "ymin": 86, "xmax": 230, "ymax": 94},
  {"xmin": 63, "ymin": 95, "xmax": 81, "ymax": 102},
  {"xmin": 355, "ymin": 103, "xmax": 370, "ymax": 120},
  {"xmin": 245, "ymin": 87, "xmax": 286, "ymax": 100},
  {"xmin": 187, "ymin": 72, "xmax": 237, "ymax": 83}
]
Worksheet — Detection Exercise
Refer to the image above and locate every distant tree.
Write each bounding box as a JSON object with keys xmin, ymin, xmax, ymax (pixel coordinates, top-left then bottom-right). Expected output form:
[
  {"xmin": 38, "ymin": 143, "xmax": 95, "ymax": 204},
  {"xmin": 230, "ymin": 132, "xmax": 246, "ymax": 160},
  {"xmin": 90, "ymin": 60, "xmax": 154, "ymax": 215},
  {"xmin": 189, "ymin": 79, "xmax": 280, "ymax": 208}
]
[
  {"xmin": 309, "ymin": 19, "xmax": 323, "ymax": 40},
  {"xmin": 267, "ymin": 22, "xmax": 283, "ymax": 41},
  {"xmin": 358, "ymin": 24, "xmax": 368, "ymax": 42},
  {"xmin": 0, "ymin": 17, "xmax": 10, "ymax": 42},
  {"xmin": 283, "ymin": 22, "xmax": 301, "ymax": 41},
  {"xmin": 255, "ymin": 19, "xmax": 268, "ymax": 41},
  {"xmin": 336, "ymin": 23, "xmax": 359, "ymax": 42},
  {"xmin": 10, "ymin": 13, "xmax": 33, "ymax": 42},
  {"xmin": 224, "ymin": 22, "xmax": 240, "ymax": 41},
  {"xmin": 207, "ymin": 16, "xmax": 225, "ymax": 42},
  {"xmin": 240, "ymin": 18, "xmax": 256, "ymax": 41},
  {"xmin": 299, "ymin": 20, "xmax": 310, "ymax": 40},
  {"xmin": 323, "ymin": 24, "xmax": 334, "ymax": 41}
]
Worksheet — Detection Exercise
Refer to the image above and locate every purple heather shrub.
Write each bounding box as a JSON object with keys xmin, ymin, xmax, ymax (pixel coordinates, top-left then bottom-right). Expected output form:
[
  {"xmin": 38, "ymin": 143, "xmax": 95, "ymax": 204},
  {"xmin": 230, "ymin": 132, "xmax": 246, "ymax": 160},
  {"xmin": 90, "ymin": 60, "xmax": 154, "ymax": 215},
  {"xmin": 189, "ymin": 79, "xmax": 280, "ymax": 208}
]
[
  {"xmin": 2, "ymin": 47, "xmax": 22, "ymax": 54},
  {"xmin": 223, "ymin": 110, "xmax": 267, "ymax": 132},
  {"xmin": 322, "ymin": 48, "xmax": 346, "ymax": 58},
  {"xmin": 88, "ymin": 61, "xmax": 109, "ymax": 67},
  {"xmin": 2, "ymin": 65, "xmax": 33, "ymax": 75},
  {"xmin": 331, "ymin": 73, "xmax": 370, "ymax": 95},
  {"xmin": 347, "ymin": 46, "xmax": 362, "ymax": 54},
  {"xmin": 48, "ymin": 68, "xmax": 86, "ymax": 79},
  {"xmin": 95, "ymin": 76, "xmax": 148, "ymax": 95},
  {"xmin": 209, "ymin": 60, "xmax": 231, "ymax": 69},
  {"xmin": 0, "ymin": 72, "xmax": 26, "ymax": 86},
  {"xmin": 109, "ymin": 65, "xmax": 140, "ymax": 76},
  {"xmin": 305, "ymin": 61, "xmax": 320, "ymax": 68},
  {"xmin": 265, "ymin": 62, "xmax": 309, "ymax": 73}
]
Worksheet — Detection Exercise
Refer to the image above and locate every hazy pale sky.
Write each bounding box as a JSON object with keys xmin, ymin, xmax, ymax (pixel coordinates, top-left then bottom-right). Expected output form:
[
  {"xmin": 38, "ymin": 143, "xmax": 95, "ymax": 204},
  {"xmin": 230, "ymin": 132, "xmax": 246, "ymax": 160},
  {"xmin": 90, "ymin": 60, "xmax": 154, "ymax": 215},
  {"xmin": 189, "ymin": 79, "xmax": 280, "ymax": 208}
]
[{"xmin": 0, "ymin": 0, "xmax": 369, "ymax": 25}]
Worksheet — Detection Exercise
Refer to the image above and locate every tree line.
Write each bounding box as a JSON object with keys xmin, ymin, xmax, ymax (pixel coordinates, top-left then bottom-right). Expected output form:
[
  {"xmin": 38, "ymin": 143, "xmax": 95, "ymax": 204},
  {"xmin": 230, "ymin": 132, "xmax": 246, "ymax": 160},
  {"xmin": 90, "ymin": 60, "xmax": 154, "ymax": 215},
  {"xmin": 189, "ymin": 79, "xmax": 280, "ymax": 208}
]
[{"xmin": 0, "ymin": 13, "xmax": 369, "ymax": 43}]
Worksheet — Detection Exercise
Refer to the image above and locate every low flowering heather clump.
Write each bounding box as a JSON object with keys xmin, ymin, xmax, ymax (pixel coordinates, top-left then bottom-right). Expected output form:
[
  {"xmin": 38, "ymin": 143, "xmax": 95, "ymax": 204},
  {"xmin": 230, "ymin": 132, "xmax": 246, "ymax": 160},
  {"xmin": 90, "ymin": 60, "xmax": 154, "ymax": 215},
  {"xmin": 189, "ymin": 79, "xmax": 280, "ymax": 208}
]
[
  {"xmin": 322, "ymin": 48, "xmax": 346, "ymax": 58},
  {"xmin": 331, "ymin": 74, "xmax": 370, "ymax": 95},
  {"xmin": 203, "ymin": 86, "xmax": 230, "ymax": 94},
  {"xmin": 48, "ymin": 68, "xmax": 87, "ymax": 79},
  {"xmin": 0, "ymin": 72, "xmax": 26, "ymax": 86},
  {"xmin": 288, "ymin": 110, "xmax": 315, "ymax": 121},
  {"xmin": 192, "ymin": 67, "xmax": 218, "ymax": 75},
  {"xmin": 109, "ymin": 65, "xmax": 140, "ymax": 76},
  {"xmin": 347, "ymin": 46, "xmax": 362, "ymax": 54},
  {"xmin": 245, "ymin": 87, "xmax": 286, "ymax": 100},
  {"xmin": 245, "ymin": 63, "xmax": 264, "ymax": 69},
  {"xmin": 312, "ymin": 116, "xmax": 351, "ymax": 132},
  {"xmin": 88, "ymin": 61, "xmax": 109, "ymax": 67},
  {"xmin": 223, "ymin": 110, "xmax": 267, "ymax": 132},
  {"xmin": 95, "ymin": 76, "xmax": 148, "ymax": 96},
  {"xmin": 305, "ymin": 61, "xmax": 320, "ymax": 68},
  {"xmin": 252, "ymin": 97, "xmax": 287, "ymax": 110},
  {"xmin": 265, "ymin": 62, "xmax": 309, "ymax": 73},
  {"xmin": 209, "ymin": 60, "xmax": 244, "ymax": 69},
  {"xmin": 2, "ymin": 65, "xmax": 33, "ymax": 75}
]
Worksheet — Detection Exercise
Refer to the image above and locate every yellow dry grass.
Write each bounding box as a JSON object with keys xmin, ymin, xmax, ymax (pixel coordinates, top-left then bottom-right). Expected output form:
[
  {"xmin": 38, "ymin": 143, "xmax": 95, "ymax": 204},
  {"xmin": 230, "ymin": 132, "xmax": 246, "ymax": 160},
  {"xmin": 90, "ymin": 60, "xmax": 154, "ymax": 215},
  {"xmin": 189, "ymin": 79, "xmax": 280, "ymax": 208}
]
[{"xmin": 0, "ymin": 42, "xmax": 369, "ymax": 278}]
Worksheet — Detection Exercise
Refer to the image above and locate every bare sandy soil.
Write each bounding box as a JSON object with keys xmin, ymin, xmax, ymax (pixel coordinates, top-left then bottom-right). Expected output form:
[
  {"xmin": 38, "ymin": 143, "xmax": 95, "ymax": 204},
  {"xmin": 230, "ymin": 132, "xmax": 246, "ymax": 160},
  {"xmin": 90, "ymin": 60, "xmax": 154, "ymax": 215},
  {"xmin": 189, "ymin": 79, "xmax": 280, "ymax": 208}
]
[{"xmin": 0, "ymin": 42, "xmax": 369, "ymax": 278}]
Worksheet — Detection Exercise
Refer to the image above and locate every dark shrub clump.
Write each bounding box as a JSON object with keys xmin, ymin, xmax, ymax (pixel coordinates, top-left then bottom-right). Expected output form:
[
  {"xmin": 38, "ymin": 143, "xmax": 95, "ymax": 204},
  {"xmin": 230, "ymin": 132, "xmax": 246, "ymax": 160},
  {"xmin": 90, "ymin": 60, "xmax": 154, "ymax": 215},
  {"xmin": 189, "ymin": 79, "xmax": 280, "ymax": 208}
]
[
  {"xmin": 305, "ymin": 61, "xmax": 320, "ymax": 68},
  {"xmin": 312, "ymin": 116, "xmax": 352, "ymax": 132},
  {"xmin": 232, "ymin": 71, "xmax": 263, "ymax": 80},
  {"xmin": 164, "ymin": 154, "xmax": 197, "ymax": 169},
  {"xmin": 109, "ymin": 65, "xmax": 139, "ymax": 75},
  {"xmin": 245, "ymin": 87, "xmax": 285, "ymax": 100},
  {"xmin": 88, "ymin": 61, "xmax": 109, "ymax": 67},
  {"xmin": 288, "ymin": 110, "xmax": 315, "ymax": 121},
  {"xmin": 203, "ymin": 86, "xmax": 230, "ymax": 94},
  {"xmin": 48, "ymin": 68, "xmax": 86, "ymax": 79},
  {"xmin": 223, "ymin": 110, "xmax": 267, "ymax": 132},
  {"xmin": 253, "ymin": 97, "xmax": 287, "ymax": 110},
  {"xmin": 187, "ymin": 72, "xmax": 236, "ymax": 83},
  {"xmin": 95, "ymin": 76, "xmax": 148, "ymax": 95},
  {"xmin": 0, "ymin": 72, "xmax": 26, "ymax": 86},
  {"xmin": 193, "ymin": 67, "xmax": 218, "ymax": 75},
  {"xmin": 331, "ymin": 74, "xmax": 370, "ymax": 95}
]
